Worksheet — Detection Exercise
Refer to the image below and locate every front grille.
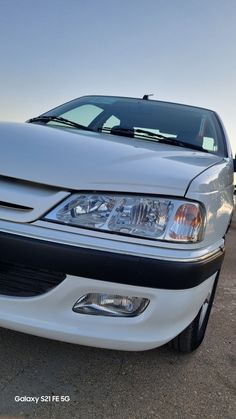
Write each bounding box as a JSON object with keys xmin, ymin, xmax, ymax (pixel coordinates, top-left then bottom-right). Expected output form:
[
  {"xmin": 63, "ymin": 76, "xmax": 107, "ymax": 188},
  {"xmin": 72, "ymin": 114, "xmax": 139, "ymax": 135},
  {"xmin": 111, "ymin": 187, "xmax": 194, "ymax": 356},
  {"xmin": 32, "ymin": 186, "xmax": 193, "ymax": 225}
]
[
  {"xmin": 0, "ymin": 260, "xmax": 66, "ymax": 297},
  {"xmin": 0, "ymin": 175, "xmax": 68, "ymax": 223}
]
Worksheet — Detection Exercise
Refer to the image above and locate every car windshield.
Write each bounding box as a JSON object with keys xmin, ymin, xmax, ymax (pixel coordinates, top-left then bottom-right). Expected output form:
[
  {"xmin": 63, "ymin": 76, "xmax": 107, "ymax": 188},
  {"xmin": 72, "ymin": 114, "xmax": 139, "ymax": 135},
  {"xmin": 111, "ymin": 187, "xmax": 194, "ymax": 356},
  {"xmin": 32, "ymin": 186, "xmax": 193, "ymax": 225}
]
[{"xmin": 34, "ymin": 95, "xmax": 226, "ymax": 156}]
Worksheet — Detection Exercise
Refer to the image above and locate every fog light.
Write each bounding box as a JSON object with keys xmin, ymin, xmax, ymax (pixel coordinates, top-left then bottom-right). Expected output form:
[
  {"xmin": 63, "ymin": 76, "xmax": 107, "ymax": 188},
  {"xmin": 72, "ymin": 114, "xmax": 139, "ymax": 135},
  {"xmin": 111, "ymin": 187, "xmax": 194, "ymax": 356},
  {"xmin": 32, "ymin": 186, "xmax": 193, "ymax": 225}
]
[{"xmin": 72, "ymin": 293, "xmax": 150, "ymax": 317}]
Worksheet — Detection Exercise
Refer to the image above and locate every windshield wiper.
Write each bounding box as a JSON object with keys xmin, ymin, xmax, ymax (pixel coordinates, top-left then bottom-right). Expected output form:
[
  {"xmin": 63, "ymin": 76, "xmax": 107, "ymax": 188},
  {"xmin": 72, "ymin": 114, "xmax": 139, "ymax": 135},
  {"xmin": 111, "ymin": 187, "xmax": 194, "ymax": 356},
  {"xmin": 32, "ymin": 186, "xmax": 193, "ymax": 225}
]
[
  {"xmin": 136, "ymin": 129, "xmax": 208, "ymax": 152},
  {"xmin": 136, "ymin": 128, "xmax": 173, "ymax": 141},
  {"xmin": 101, "ymin": 127, "xmax": 207, "ymax": 152},
  {"xmin": 27, "ymin": 115, "xmax": 92, "ymax": 131},
  {"xmin": 101, "ymin": 126, "xmax": 175, "ymax": 140},
  {"xmin": 100, "ymin": 127, "xmax": 134, "ymax": 136}
]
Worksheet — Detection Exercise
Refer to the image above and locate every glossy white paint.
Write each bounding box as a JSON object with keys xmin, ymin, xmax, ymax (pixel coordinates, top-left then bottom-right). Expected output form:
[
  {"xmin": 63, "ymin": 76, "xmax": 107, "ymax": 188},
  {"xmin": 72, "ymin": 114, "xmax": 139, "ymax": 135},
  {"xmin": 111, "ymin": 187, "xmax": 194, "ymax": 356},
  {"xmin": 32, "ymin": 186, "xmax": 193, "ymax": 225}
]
[
  {"xmin": 0, "ymin": 116, "xmax": 234, "ymax": 351},
  {"xmin": 0, "ymin": 177, "xmax": 69, "ymax": 223},
  {"xmin": 186, "ymin": 158, "xmax": 234, "ymax": 246},
  {"xmin": 0, "ymin": 122, "xmax": 222, "ymax": 196},
  {"xmin": 0, "ymin": 274, "xmax": 216, "ymax": 351}
]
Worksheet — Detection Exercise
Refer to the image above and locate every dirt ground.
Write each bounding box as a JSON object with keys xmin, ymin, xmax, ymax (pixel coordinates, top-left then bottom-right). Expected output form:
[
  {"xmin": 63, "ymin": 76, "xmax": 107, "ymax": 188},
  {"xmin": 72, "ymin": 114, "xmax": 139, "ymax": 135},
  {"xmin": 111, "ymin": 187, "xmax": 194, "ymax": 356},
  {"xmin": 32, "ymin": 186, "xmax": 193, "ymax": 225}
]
[{"xmin": 0, "ymin": 216, "xmax": 235, "ymax": 419}]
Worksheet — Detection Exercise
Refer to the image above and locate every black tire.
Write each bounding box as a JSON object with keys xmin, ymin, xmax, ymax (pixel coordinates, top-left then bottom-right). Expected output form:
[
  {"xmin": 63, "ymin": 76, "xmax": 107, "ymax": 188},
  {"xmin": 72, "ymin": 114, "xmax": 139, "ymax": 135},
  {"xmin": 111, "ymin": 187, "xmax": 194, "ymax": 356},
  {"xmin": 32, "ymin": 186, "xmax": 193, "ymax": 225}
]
[{"xmin": 169, "ymin": 272, "xmax": 220, "ymax": 353}]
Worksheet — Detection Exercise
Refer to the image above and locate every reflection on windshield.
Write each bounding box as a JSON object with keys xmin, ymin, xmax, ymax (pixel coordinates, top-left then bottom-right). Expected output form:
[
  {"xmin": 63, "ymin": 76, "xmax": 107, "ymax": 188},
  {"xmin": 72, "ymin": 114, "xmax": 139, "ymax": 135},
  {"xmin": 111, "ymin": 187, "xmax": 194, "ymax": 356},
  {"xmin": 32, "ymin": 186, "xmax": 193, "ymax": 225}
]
[{"xmin": 31, "ymin": 95, "xmax": 225, "ymax": 156}]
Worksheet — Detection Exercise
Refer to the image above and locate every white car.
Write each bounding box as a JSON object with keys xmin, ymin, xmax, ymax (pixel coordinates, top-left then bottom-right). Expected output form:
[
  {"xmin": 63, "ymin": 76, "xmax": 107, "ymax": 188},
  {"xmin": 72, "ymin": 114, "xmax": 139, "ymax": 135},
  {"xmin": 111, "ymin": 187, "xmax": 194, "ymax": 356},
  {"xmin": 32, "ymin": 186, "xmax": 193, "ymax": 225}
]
[{"xmin": 0, "ymin": 95, "xmax": 235, "ymax": 353}]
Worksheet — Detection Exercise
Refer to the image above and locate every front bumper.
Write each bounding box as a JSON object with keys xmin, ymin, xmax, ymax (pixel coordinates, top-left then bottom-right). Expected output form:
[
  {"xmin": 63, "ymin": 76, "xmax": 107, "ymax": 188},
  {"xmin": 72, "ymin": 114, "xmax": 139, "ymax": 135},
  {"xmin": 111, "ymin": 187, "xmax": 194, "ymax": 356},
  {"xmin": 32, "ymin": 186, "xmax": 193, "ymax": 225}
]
[
  {"xmin": 0, "ymin": 272, "xmax": 217, "ymax": 351},
  {"xmin": 0, "ymin": 232, "xmax": 224, "ymax": 290},
  {"xmin": 0, "ymin": 229, "xmax": 223, "ymax": 350}
]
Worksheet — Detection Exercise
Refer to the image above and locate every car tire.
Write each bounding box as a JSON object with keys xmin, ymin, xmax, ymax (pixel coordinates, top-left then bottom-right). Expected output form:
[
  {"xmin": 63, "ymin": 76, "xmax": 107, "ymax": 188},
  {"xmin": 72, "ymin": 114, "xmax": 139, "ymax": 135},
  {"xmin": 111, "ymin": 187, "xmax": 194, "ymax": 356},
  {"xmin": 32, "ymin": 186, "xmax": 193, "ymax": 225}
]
[{"xmin": 169, "ymin": 272, "xmax": 219, "ymax": 353}]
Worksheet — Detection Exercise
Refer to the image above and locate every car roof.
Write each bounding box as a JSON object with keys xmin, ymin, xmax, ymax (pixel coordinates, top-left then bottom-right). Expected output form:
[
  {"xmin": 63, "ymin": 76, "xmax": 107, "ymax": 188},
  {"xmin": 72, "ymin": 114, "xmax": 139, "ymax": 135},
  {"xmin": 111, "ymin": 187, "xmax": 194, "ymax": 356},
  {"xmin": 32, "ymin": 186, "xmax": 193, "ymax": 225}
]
[{"xmin": 78, "ymin": 95, "xmax": 215, "ymax": 114}]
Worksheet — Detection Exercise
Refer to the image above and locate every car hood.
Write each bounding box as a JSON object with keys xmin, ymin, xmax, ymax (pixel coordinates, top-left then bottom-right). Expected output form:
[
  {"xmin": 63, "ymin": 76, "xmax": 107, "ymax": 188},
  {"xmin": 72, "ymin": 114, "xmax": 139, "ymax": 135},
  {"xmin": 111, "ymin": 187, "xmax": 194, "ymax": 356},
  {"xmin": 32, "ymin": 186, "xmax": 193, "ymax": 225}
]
[{"xmin": 0, "ymin": 122, "xmax": 222, "ymax": 196}]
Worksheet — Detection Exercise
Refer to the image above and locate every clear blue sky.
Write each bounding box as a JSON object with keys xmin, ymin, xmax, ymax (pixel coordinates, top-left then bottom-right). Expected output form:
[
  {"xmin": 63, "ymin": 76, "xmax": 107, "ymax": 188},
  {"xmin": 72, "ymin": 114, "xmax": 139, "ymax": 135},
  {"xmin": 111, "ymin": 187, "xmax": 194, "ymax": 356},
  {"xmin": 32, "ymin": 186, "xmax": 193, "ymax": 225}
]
[{"xmin": 0, "ymin": 0, "xmax": 235, "ymax": 153}]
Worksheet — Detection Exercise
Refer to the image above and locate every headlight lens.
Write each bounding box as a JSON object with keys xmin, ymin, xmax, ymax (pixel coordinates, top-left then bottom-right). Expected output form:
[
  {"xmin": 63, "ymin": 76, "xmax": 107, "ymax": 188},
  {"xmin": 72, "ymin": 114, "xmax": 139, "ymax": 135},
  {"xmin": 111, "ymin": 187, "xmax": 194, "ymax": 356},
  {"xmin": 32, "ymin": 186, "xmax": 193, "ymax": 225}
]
[{"xmin": 44, "ymin": 193, "xmax": 205, "ymax": 242}]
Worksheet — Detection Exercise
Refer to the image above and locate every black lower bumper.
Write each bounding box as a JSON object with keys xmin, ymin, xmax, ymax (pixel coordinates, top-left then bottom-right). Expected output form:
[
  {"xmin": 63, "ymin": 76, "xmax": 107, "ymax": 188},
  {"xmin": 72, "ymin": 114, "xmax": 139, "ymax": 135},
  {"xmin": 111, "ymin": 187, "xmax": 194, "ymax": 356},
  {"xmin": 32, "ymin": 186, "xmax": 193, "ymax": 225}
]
[{"xmin": 0, "ymin": 232, "xmax": 224, "ymax": 290}]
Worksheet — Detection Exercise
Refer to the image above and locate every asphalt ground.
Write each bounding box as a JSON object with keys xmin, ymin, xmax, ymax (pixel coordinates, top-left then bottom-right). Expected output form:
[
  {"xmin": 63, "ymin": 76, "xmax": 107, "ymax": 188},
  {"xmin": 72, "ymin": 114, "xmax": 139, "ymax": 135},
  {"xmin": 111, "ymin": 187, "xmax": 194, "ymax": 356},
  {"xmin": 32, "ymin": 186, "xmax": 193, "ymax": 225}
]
[{"xmin": 0, "ymin": 215, "xmax": 235, "ymax": 419}]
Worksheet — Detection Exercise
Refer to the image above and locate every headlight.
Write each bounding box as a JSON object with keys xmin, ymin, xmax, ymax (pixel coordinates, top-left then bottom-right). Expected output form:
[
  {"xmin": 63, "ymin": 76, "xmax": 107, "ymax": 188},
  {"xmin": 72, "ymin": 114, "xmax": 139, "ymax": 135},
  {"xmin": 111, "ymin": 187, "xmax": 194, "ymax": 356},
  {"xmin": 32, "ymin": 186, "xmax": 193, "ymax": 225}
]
[{"xmin": 44, "ymin": 193, "xmax": 205, "ymax": 243}]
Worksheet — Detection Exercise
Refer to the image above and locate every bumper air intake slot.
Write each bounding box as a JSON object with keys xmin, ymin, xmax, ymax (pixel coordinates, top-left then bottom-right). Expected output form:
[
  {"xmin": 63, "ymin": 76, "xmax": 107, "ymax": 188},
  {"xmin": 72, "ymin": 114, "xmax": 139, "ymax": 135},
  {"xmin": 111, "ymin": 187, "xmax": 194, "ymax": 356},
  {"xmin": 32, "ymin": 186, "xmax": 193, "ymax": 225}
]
[{"xmin": 0, "ymin": 260, "xmax": 66, "ymax": 297}]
